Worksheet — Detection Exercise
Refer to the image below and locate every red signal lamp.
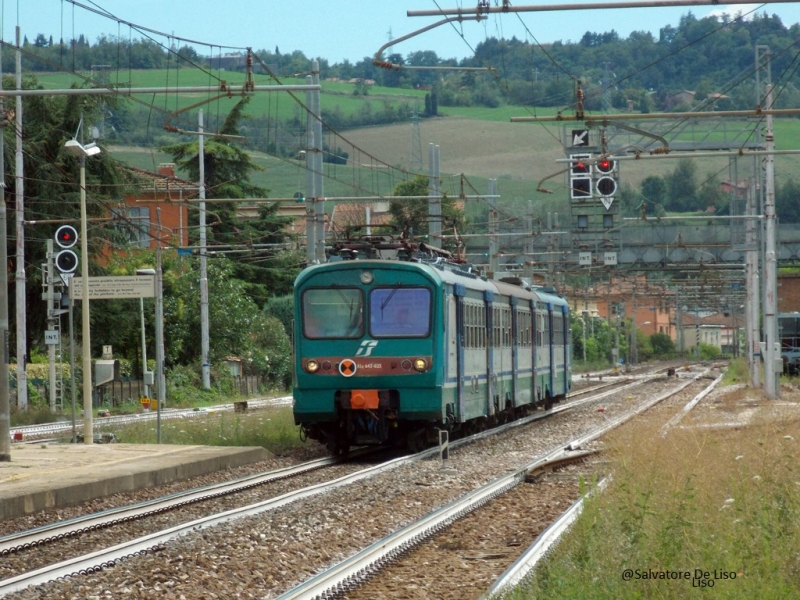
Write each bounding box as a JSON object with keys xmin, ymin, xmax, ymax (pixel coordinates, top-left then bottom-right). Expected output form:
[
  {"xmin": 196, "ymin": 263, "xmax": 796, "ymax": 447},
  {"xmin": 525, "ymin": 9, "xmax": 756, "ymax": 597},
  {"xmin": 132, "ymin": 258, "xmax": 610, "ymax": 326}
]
[{"xmin": 597, "ymin": 159, "xmax": 614, "ymax": 173}]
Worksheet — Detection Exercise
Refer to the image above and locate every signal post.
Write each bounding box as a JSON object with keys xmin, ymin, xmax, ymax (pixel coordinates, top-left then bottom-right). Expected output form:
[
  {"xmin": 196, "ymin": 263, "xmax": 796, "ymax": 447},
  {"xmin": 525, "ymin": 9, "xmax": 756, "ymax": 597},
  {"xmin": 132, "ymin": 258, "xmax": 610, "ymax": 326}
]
[
  {"xmin": 45, "ymin": 225, "xmax": 78, "ymax": 413},
  {"xmin": 569, "ymin": 130, "xmax": 620, "ymax": 267}
]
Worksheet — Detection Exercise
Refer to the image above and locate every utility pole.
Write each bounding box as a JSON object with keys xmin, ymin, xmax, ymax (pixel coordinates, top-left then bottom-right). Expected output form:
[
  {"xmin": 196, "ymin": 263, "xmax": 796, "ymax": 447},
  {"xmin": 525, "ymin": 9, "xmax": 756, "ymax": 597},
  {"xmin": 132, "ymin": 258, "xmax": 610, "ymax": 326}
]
[
  {"xmin": 746, "ymin": 174, "xmax": 761, "ymax": 387},
  {"xmin": 305, "ymin": 74, "xmax": 316, "ymax": 263},
  {"xmin": 764, "ymin": 83, "xmax": 779, "ymax": 399},
  {"xmin": 0, "ymin": 42, "xmax": 9, "ymax": 458},
  {"xmin": 488, "ymin": 179, "xmax": 499, "ymax": 276},
  {"xmin": 15, "ymin": 26, "xmax": 27, "ymax": 409},
  {"xmin": 45, "ymin": 240, "xmax": 57, "ymax": 412},
  {"xmin": 409, "ymin": 109, "xmax": 423, "ymax": 172},
  {"xmin": 428, "ymin": 144, "xmax": 441, "ymax": 248},
  {"xmin": 312, "ymin": 61, "xmax": 325, "ymax": 263},
  {"xmin": 198, "ymin": 109, "xmax": 210, "ymax": 389},
  {"xmin": 155, "ymin": 209, "xmax": 165, "ymax": 441},
  {"xmin": 630, "ymin": 280, "xmax": 636, "ymax": 368}
]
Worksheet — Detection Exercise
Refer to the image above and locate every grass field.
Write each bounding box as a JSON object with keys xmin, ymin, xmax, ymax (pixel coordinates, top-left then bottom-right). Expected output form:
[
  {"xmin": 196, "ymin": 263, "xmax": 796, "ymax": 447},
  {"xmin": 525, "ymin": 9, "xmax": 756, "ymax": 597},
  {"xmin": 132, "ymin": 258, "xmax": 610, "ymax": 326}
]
[
  {"xmin": 517, "ymin": 372, "xmax": 800, "ymax": 599},
  {"xmin": 90, "ymin": 404, "xmax": 306, "ymax": 454},
  {"xmin": 43, "ymin": 66, "xmax": 798, "ymax": 219},
  {"xmin": 33, "ymin": 69, "xmax": 427, "ymax": 123}
]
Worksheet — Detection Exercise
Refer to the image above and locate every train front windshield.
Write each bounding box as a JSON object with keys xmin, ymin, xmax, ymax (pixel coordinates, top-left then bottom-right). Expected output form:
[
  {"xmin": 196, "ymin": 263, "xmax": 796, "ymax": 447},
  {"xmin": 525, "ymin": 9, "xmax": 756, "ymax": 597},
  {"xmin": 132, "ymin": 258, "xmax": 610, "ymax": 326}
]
[
  {"xmin": 303, "ymin": 288, "xmax": 364, "ymax": 339},
  {"xmin": 370, "ymin": 287, "xmax": 431, "ymax": 337}
]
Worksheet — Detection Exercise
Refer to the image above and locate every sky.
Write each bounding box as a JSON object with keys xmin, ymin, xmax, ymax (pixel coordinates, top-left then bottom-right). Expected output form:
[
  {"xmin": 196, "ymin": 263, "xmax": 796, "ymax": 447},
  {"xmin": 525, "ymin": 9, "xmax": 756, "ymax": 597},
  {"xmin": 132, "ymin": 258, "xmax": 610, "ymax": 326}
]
[{"xmin": 4, "ymin": 1, "xmax": 800, "ymax": 65}]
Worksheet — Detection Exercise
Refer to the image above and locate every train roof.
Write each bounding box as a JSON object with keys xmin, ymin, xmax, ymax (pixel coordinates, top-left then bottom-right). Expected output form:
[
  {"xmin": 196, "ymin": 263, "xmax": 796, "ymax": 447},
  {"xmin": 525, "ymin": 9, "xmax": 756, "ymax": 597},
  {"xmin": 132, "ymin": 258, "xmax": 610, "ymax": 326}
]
[
  {"xmin": 532, "ymin": 287, "xmax": 569, "ymax": 307},
  {"xmin": 295, "ymin": 260, "xmax": 569, "ymax": 310}
]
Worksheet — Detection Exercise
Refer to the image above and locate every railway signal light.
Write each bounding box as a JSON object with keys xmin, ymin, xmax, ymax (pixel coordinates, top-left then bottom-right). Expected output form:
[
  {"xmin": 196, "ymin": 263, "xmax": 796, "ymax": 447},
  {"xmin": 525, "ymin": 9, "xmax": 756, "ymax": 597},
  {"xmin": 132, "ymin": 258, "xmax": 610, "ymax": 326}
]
[
  {"xmin": 595, "ymin": 157, "xmax": 617, "ymax": 198},
  {"xmin": 569, "ymin": 154, "xmax": 592, "ymax": 200},
  {"xmin": 55, "ymin": 225, "xmax": 78, "ymax": 248},
  {"xmin": 54, "ymin": 225, "xmax": 79, "ymax": 274}
]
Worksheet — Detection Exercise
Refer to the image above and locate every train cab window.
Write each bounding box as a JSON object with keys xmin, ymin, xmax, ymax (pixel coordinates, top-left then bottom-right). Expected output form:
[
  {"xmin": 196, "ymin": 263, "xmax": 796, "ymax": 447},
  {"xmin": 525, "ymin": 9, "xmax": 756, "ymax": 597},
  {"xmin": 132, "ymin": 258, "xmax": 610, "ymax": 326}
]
[
  {"xmin": 370, "ymin": 287, "xmax": 431, "ymax": 337},
  {"xmin": 302, "ymin": 288, "xmax": 364, "ymax": 339}
]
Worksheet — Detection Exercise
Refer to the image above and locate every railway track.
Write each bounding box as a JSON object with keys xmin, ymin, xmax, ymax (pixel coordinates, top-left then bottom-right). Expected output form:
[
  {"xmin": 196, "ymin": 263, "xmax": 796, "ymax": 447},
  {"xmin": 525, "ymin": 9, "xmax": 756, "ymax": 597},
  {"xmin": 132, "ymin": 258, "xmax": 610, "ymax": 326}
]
[
  {"xmin": 0, "ymin": 364, "xmax": 686, "ymax": 599},
  {"xmin": 274, "ymin": 367, "xmax": 716, "ymax": 600}
]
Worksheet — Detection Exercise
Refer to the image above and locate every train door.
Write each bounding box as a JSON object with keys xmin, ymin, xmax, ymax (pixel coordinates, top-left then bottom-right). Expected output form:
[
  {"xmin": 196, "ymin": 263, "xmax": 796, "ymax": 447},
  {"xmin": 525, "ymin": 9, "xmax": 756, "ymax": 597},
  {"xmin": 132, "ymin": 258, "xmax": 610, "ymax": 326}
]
[
  {"xmin": 530, "ymin": 299, "xmax": 537, "ymax": 402},
  {"xmin": 561, "ymin": 305, "xmax": 570, "ymax": 395},
  {"xmin": 548, "ymin": 303, "xmax": 555, "ymax": 398},
  {"xmin": 454, "ymin": 284, "xmax": 466, "ymax": 422},
  {"xmin": 510, "ymin": 297, "xmax": 518, "ymax": 410},
  {"xmin": 484, "ymin": 291, "xmax": 495, "ymax": 417},
  {"xmin": 444, "ymin": 288, "xmax": 458, "ymax": 420}
]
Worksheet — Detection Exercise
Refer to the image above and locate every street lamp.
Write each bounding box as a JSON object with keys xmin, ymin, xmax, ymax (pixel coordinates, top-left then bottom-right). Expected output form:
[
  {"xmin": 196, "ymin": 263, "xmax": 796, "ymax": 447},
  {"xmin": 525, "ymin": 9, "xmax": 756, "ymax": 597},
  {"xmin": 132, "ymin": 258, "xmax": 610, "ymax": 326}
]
[{"xmin": 64, "ymin": 133, "xmax": 101, "ymax": 444}]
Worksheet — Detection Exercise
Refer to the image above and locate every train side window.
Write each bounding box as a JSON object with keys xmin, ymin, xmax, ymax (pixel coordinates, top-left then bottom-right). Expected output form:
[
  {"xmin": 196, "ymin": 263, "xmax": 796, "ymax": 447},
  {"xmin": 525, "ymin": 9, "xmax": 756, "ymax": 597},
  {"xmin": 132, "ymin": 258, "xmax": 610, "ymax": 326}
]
[
  {"xmin": 519, "ymin": 309, "xmax": 529, "ymax": 347},
  {"xmin": 467, "ymin": 304, "xmax": 474, "ymax": 348},
  {"xmin": 481, "ymin": 306, "xmax": 486, "ymax": 347}
]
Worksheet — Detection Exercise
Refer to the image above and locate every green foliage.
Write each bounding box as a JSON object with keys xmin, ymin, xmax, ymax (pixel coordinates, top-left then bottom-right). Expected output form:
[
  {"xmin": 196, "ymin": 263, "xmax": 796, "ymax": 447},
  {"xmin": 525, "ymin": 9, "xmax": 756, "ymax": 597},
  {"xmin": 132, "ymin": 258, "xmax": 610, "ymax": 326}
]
[
  {"xmin": 519, "ymin": 412, "xmax": 800, "ymax": 600},
  {"xmin": 3, "ymin": 73, "xmax": 132, "ymax": 358},
  {"xmin": 103, "ymin": 251, "xmax": 292, "ymax": 385},
  {"xmin": 723, "ymin": 358, "xmax": 750, "ymax": 385},
  {"xmin": 389, "ymin": 175, "xmax": 466, "ymax": 250},
  {"xmin": 159, "ymin": 97, "xmax": 301, "ymax": 303},
  {"xmin": 697, "ymin": 342, "xmax": 722, "ymax": 360},
  {"xmin": 97, "ymin": 405, "xmax": 306, "ymax": 454},
  {"xmin": 650, "ymin": 332, "xmax": 677, "ymax": 358},
  {"xmin": 10, "ymin": 403, "xmax": 60, "ymax": 426},
  {"xmin": 264, "ymin": 295, "xmax": 295, "ymax": 338},
  {"xmin": 665, "ymin": 159, "xmax": 699, "ymax": 212},
  {"xmin": 636, "ymin": 329, "xmax": 654, "ymax": 362}
]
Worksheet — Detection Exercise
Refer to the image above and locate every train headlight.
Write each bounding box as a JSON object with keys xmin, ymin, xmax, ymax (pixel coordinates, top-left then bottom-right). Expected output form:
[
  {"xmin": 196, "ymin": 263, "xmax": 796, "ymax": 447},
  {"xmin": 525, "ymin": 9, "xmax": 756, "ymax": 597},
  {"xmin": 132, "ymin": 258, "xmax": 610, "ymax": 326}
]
[
  {"xmin": 305, "ymin": 360, "xmax": 320, "ymax": 373},
  {"xmin": 360, "ymin": 270, "xmax": 374, "ymax": 284},
  {"xmin": 413, "ymin": 358, "xmax": 427, "ymax": 372}
]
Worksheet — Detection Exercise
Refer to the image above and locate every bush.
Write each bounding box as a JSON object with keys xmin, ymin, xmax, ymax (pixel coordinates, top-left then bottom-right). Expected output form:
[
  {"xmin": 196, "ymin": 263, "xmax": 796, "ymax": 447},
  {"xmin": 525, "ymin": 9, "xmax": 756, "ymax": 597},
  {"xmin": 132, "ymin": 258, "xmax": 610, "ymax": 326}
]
[
  {"xmin": 697, "ymin": 342, "xmax": 722, "ymax": 360},
  {"xmin": 264, "ymin": 295, "xmax": 294, "ymax": 337},
  {"xmin": 650, "ymin": 332, "xmax": 676, "ymax": 358}
]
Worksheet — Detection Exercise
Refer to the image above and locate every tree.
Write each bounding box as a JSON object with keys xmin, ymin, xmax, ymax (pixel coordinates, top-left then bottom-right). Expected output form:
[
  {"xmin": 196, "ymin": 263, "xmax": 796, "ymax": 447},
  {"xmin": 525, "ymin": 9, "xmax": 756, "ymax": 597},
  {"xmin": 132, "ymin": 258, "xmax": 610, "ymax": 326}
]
[
  {"xmin": 777, "ymin": 179, "xmax": 800, "ymax": 223},
  {"xmin": 160, "ymin": 97, "xmax": 300, "ymax": 302},
  {"xmin": 389, "ymin": 175, "xmax": 465, "ymax": 250},
  {"xmin": 106, "ymin": 251, "xmax": 292, "ymax": 384},
  {"xmin": 3, "ymin": 76, "xmax": 129, "ymax": 359},
  {"xmin": 641, "ymin": 175, "xmax": 667, "ymax": 212},
  {"xmin": 650, "ymin": 332, "xmax": 676, "ymax": 358},
  {"xmin": 382, "ymin": 54, "xmax": 406, "ymax": 88},
  {"xmin": 665, "ymin": 158, "xmax": 698, "ymax": 212}
]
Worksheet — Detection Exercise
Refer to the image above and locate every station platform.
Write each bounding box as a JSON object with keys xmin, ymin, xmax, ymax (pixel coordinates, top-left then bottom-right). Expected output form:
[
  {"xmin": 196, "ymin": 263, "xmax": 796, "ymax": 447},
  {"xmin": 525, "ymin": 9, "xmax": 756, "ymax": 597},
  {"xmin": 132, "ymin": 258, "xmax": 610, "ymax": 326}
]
[{"xmin": 0, "ymin": 443, "xmax": 268, "ymax": 521}]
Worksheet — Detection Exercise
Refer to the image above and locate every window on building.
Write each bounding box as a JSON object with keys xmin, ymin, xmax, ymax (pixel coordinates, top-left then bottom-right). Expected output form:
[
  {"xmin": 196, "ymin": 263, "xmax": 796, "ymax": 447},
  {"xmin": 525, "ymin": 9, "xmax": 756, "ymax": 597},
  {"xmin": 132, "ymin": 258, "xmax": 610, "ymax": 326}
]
[{"xmin": 113, "ymin": 206, "xmax": 151, "ymax": 248}]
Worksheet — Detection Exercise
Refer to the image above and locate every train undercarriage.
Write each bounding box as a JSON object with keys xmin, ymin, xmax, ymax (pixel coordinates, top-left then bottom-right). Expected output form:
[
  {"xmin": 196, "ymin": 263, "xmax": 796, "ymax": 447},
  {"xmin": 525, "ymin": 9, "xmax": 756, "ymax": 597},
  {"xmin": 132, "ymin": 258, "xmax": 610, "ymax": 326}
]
[{"xmin": 299, "ymin": 389, "xmax": 562, "ymax": 455}]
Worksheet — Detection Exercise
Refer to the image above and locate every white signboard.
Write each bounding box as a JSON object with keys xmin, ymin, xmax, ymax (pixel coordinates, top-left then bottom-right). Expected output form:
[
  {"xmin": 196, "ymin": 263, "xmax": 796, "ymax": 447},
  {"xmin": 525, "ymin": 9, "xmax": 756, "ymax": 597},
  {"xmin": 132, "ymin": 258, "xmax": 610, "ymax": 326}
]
[
  {"xmin": 71, "ymin": 276, "xmax": 156, "ymax": 300},
  {"xmin": 578, "ymin": 252, "xmax": 592, "ymax": 266},
  {"xmin": 45, "ymin": 330, "xmax": 60, "ymax": 345},
  {"xmin": 604, "ymin": 252, "xmax": 618, "ymax": 266},
  {"xmin": 601, "ymin": 197, "xmax": 614, "ymax": 210}
]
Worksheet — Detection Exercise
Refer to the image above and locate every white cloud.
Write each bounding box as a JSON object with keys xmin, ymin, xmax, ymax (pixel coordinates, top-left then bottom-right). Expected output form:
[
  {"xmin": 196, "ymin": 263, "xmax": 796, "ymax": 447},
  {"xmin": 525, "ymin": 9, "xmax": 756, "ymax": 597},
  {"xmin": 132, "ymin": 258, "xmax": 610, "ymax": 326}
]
[{"xmin": 706, "ymin": 4, "xmax": 763, "ymax": 22}]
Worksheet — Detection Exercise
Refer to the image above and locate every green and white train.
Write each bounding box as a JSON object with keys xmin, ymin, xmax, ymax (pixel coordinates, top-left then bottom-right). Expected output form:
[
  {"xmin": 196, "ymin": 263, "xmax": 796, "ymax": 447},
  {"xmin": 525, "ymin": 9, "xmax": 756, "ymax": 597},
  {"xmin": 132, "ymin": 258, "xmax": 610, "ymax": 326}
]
[{"xmin": 293, "ymin": 253, "xmax": 571, "ymax": 454}]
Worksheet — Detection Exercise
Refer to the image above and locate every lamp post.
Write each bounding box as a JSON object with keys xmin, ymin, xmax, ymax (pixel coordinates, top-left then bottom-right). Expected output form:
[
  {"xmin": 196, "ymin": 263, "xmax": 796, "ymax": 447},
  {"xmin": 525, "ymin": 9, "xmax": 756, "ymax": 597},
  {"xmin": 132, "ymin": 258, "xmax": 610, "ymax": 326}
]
[{"xmin": 64, "ymin": 136, "xmax": 101, "ymax": 444}]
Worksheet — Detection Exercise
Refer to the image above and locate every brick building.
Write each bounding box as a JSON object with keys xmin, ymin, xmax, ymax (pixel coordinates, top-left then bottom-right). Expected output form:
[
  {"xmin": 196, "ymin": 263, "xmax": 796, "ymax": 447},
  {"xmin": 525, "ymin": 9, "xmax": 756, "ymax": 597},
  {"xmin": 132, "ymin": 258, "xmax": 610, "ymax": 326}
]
[{"xmin": 98, "ymin": 163, "xmax": 197, "ymax": 263}]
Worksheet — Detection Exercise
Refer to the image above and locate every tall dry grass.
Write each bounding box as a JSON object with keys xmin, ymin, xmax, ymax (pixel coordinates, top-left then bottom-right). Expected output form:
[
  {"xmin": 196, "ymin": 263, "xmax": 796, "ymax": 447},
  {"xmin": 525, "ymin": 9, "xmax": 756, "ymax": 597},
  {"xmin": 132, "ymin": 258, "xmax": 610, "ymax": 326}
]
[{"xmin": 517, "ymin": 408, "xmax": 800, "ymax": 599}]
